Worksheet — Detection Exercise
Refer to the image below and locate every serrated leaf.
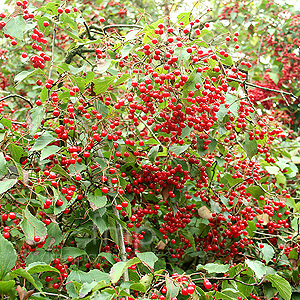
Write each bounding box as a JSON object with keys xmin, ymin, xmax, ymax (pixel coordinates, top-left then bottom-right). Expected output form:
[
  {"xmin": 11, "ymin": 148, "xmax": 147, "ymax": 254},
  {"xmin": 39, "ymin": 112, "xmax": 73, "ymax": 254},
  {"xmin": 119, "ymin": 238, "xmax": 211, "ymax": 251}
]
[
  {"xmin": 40, "ymin": 146, "xmax": 60, "ymax": 161},
  {"xmin": 0, "ymin": 234, "xmax": 17, "ymax": 279},
  {"xmin": 148, "ymin": 145, "xmax": 159, "ymax": 162},
  {"xmin": 136, "ymin": 252, "xmax": 158, "ymax": 268},
  {"xmin": 93, "ymin": 76, "xmax": 116, "ymax": 95},
  {"xmin": 61, "ymin": 247, "xmax": 87, "ymax": 260},
  {"xmin": 244, "ymin": 133, "xmax": 257, "ymax": 159},
  {"xmin": 202, "ymin": 263, "xmax": 230, "ymax": 273},
  {"xmin": 20, "ymin": 209, "xmax": 47, "ymax": 246},
  {"xmin": 88, "ymin": 193, "xmax": 107, "ymax": 208},
  {"xmin": 245, "ymin": 259, "xmax": 267, "ymax": 279},
  {"xmin": 169, "ymin": 144, "xmax": 189, "ymax": 155},
  {"xmin": 27, "ymin": 105, "xmax": 45, "ymax": 136},
  {"xmin": 3, "ymin": 16, "xmax": 26, "ymax": 39},
  {"xmin": 265, "ymin": 274, "xmax": 291, "ymax": 300},
  {"xmin": 31, "ymin": 132, "xmax": 55, "ymax": 151},
  {"xmin": 0, "ymin": 280, "xmax": 15, "ymax": 293},
  {"xmin": 0, "ymin": 178, "xmax": 18, "ymax": 194},
  {"xmin": 260, "ymin": 244, "xmax": 275, "ymax": 264},
  {"xmin": 110, "ymin": 257, "xmax": 141, "ymax": 283},
  {"xmin": 26, "ymin": 262, "xmax": 60, "ymax": 274}
]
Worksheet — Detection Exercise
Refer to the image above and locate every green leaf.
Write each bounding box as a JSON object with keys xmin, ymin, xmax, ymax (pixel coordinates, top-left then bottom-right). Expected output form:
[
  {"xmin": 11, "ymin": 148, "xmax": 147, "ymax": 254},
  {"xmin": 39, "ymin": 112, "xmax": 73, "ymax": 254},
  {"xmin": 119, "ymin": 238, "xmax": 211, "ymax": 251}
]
[
  {"xmin": 114, "ymin": 74, "xmax": 131, "ymax": 86},
  {"xmin": 20, "ymin": 209, "xmax": 47, "ymax": 246},
  {"xmin": 40, "ymin": 145, "xmax": 60, "ymax": 161},
  {"xmin": 79, "ymin": 281, "xmax": 100, "ymax": 298},
  {"xmin": 182, "ymin": 69, "xmax": 203, "ymax": 98},
  {"xmin": 31, "ymin": 132, "xmax": 55, "ymax": 151},
  {"xmin": 267, "ymin": 72, "xmax": 279, "ymax": 85},
  {"xmin": 61, "ymin": 247, "xmax": 87, "ymax": 260},
  {"xmin": 148, "ymin": 145, "xmax": 159, "ymax": 162},
  {"xmin": 202, "ymin": 263, "xmax": 230, "ymax": 273},
  {"xmin": 10, "ymin": 268, "xmax": 40, "ymax": 290},
  {"xmin": 130, "ymin": 282, "xmax": 146, "ymax": 292},
  {"xmin": 169, "ymin": 144, "xmax": 189, "ymax": 155},
  {"xmin": 26, "ymin": 262, "xmax": 60, "ymax": 274},
  {"xmin": 0, "ymin": 118, "xmax": 12, "ymax": 130},
  {"xmin": 0, "ymin": 153, "xmax": 8, "ymax": 177},
  {"xmin": 245, "ymin": 186, "xmax": 265, "ymax": 200},
  {"xmin": 97, "ymin": 59, "xmax": 112, "ymax": 74},
  {"xmin": 214, "ymin": 291, "xmax": 235, "ymax": 300},
  {"xmin": 14, "ymin": 69, "xmax": 42, "ymax": 84},
  {"xmin": 50, "ymin": 164, "xmax": 72, "ymax": 181},
  {"xmin": 245, "ymin": 259, "xmax": 267, "ymax": 279},
  {"xmin": 265, "ymin": 274, "xmax": 292, "ymax": 300},
  {"xmin": 0, "ymin": 178, "xmax": 18, "ymax": 194},
  {"xmin": 28, "ymin": 106, "xmax": 45, "ymax": 136},
  {"xmin": 177, "ymin": 12, "xmax": 191, "ymax": 26},
  {"xmin": 0, "ymin": 280, "xmax": 15, "ymax": 293},
  {"xmin": 89, "ymin": 209, "xmax": 108, "ymax": 235},
  {"xmin": 166, "ymin": 277, "xmax": 180, "ymax": 300},
  {"xmin": 136, "ymin": 252, "xmax": 158, "ymax": 268},
  {"xmin": 244, "ymin": 133, "xmax": 257, "ymax": 159},
  {"xmin": 260, "ymin": 243, "xmax": 275, "ymax": 264},
  {"xmin": 110, "ymin": 257, "xmax": 141, "ymax": 283},
  {"xmin": 7, "ymin": 143, "xmax": 26, "ymax": 163},
  {"xmin": 88, "ymin": 193, "xmax": 107, "ymax": 208},
  {"xmin": 3, "ymin": 16, "xmax": 26, "ymax": 39},
  {"xmin": 0, "ymin": 235, "xmax": 17, "ymax": 279},
  {"xmin": 265, "ymin": 166, "xmax": 280, "ymax": 175},
  {"xmin": 121, "ymin": 43, "xmax": 134, "ymax": 58},
  {"xmin": 93, "ymin": 76, "xmax": 116, "ymax": 95}
]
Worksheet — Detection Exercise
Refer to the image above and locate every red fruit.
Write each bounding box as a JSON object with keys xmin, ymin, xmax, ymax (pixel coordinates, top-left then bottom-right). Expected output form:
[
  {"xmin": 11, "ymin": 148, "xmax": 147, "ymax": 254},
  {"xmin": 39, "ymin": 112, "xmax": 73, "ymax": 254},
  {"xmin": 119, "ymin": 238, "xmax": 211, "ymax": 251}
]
[
  {"xmin": 102, "ymin": 187, "xmax": 109, "ymax": 193},
  {"xmin": 116, "ymin": 204, "xmax": 122, "ymax": 211},
  {"xmin": 74, "ymin": 173, "xmax": 81, "ymax": 181},
  {"xmin": 56, "ymin": 199, "xmax": 63, "ymax": 206},
  {"xmin": 67, "ymin": 256, "xmax": 73, "ymax": 262},
  {"xmin": 8, "ymin": 212, "xmax": 16, "ymax": 220},
  {"xmin": 43, "ymin": 21, "xmax": 49, "ymax": 27},
  {"xmin": 34, "ymin": 236, "xmax": 40, "ymax": 242},
  {"xmin": 121, "ymin": 201, "xmax": 128, "ymax": 208},
  {"xmin": 3, "ymin": 232, "xmax": 10, "ymax": 239},
  {"xmin": 203, "ymin": 279, "xmax": 212, "ymax": 289}
]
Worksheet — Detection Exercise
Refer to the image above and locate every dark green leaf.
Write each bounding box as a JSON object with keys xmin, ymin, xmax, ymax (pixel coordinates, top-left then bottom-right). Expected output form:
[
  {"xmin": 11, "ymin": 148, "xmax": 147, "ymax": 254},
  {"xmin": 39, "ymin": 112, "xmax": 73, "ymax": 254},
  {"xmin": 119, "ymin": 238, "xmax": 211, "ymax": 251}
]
[
  {"xmin": 265, "ymin": 274, "xmax": 291, "ymax": 300},
  {"xmin": 0, "ymin": 234, "xmax": 17, "ymax": 279}
]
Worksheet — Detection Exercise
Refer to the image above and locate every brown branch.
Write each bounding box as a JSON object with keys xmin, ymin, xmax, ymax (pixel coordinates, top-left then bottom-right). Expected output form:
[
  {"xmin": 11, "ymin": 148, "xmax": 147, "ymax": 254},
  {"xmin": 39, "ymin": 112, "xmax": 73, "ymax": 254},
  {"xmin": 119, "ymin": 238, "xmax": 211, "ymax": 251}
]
[{"xmin": 0, "ymin": 94, "xmax": 33, "ymax": 108}]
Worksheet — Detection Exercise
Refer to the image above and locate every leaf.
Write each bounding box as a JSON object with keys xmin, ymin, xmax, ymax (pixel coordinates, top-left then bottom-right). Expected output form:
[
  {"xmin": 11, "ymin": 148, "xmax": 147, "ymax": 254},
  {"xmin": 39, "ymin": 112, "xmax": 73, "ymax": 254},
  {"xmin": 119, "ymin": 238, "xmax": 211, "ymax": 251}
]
[
  {"xmin": 14, "ymin": 69, "xmax": 42, "ymax": 84},
  {"xmin": 27, "ymin": 106, "xmax": 45, "ymax": 135},
  {"xmin": 61, "ymin": 247, "xmax": 87, "ymax": 260},
  {"xmin": 3, "ymin": 16, "xmax": 26, "ymax": 39},
  {"xmin": 0, "ymin": 280, "xmax": 15, "ymax": 293},
  {"xmin": 265, "ymin": 166, "xmax": 280, "ymax": 175},
  {"xmin": 113, "ymin": 74, "xmax": 130, "ymax": 87},
  {"xmin": 20, "ymin": 209, "xmax": 48, "ymax": 246},
  {"xmin": 10, "ymin": 268, "xmax": 40, "ymax": 290},
  {"xmin": 166, "ymin": 277, "xmax": 180, "ymax": 300},
  {"xmin": 97, "ymin": 59, "xmax": 111, "ymax": 74},
  {"xmin": 125, "ymin": 29, "xmax": 141, "ymax": 41},
  {"xmin": 0, "ymin": 178, "xmax": 18, "ymax": 194},
  {"xmin": 79, "ymin": 281, "xmax": 99, "ymax": 298},
  {"xmin": 121, "ymin": 43, "xmax": 134, "ymax": 58},
  {"xmin": 50, "ymin": 164, "xmax": 72, "ymax": 181},
  {"xmin": 214, "ymin": 291, "xmax": 235, "ymax": 300},
  {"xmin": 136, "ymin": 252, "xmax": 158, "ymax": 268},
  {"xmin": 260, "ymin": 243, "xmax": 275, "ymax": 264},
  {"xmin": 93, "ymin": 76, "xmax": 116, "ymax": 95},
  {"xmin": 31, "ymin": 132, "xmax": 55, "ymax": 151},
  {"xmin": 110, "ymin": 257, "xmax": 141, "ymax": 283},
  {"xmin": 26, "ymin": 262, "xmax": 60, "ymax": 274},
  {"xmin": 244, "ymin": 133, "xmax": 257, "ymax": 159},
  {"xmin": 0, "ymin": 118, "xmax": 12, "ymax": 130},
  {"xmin": 202, "ymin": 263, "xmax": 230, "ymax": 273},
  {"xmin": 245, "ymin": 259, "xmax": 267, "ymax": 279},
  {"xmin": 148, "ymin": 145, "xmax": 159, "ymax": 162},
  {"xmin": 88, "ymin": 194, "xmax": 107, "ymax": 208},
  {"xmin": 0, "ymin": 153, "xmax": 8, "ymax": 177},
  {"xmin": 7, "ymin": 143, "xmax": 26, "ymax": 163},
  {"xmin": 0, "ymin": 234, "xmax": 17, "ymax": 279},
  {"xmin": 130, "ymin": 282, "xmax": 146, "ymax": 292},
  {"xmin": 169, "ymin": 144, "xmax": 189, "ymax": 155},
  {"xmin": 265, "ymin": 274, "xmax": 292, "ymax": 300},
  {"xmin": 182, "ymin": 69, "xmax": 203, "ymax": 98},
  {"xmin": 267, "ymin": 72, "xmax": 279, "ymax": 85},
  {"xmin": 89, "ymin": 209, "xmax": 108, "ymax": 234},
  {"xmin": 245, "ymin": 186, "xmax": 265, "ymax": 200},
  {"xmin": 40, "ymin": 145, "xmax": 60, "ymax": 161}
]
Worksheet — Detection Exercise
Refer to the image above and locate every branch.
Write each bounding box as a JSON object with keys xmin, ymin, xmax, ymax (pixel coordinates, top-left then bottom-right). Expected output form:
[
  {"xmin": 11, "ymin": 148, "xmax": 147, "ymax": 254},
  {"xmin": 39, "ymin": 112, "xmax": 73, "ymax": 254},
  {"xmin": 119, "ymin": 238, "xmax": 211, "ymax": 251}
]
[
  {"xmin": 49, "ymin": 26, "xmax": 57, "ymax": 79},
  {"xmin": 0, "ymin": 94, "xmax": 33, "ymax": 108},
  {"xmin": 228, "ymin": 78, "xmax": 297, "ymax": 100}
]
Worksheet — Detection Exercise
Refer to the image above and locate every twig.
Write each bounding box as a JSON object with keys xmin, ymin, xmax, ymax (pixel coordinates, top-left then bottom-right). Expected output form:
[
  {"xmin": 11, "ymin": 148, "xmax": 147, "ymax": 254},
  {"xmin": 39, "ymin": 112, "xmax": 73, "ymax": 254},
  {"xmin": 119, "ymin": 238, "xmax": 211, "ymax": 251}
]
[
  {"xmin": 0, "ymin": 94, "xmax": 33, "ymax": 108},
  {"xmin": 33, "ymin": 292, "xmax": 70, "ymax": 299},
  {"xmin": 49, "ymin": 26, "xmax": 57, "ymax": 79},
  {"xmin": 228, "ymin": 78, "xmax": 297, "ymax": 99}
]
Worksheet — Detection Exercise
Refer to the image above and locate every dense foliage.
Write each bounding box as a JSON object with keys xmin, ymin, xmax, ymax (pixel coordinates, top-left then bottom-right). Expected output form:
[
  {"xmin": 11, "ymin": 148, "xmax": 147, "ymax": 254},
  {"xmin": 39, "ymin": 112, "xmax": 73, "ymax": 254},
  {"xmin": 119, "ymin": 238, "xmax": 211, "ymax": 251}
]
[{"xmin": 0, "ymin": 0, "xmax": 299, "ymax": 299}]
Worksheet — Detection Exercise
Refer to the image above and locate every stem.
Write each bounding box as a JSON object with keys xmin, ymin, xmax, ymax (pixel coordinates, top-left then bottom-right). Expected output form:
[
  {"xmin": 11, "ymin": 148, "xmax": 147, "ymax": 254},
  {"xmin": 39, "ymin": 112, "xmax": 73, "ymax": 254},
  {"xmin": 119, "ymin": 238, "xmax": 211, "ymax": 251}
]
[
  {"xmin": 0, "ymin": 94, "xmax": 33, "ymax": 108},
  {"xmin": 49, "ymin": 26, "xmax": 57, "ymax": 79}
]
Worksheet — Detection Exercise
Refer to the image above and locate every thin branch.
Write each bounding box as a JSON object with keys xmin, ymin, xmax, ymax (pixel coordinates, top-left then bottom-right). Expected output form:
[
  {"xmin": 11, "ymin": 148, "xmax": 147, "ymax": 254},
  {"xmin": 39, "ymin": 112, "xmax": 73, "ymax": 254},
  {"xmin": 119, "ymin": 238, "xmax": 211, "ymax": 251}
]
[
  {"xmin": 0, "ymin": 94, "xmax": 33, "ymax": 108},
  {"xmin": 49, "ymin": 26, "xmax": 57, "ymax": 79},
  {"xmin": 228, "ymin": 77, "xmax": 297, "ymax": 100}
]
